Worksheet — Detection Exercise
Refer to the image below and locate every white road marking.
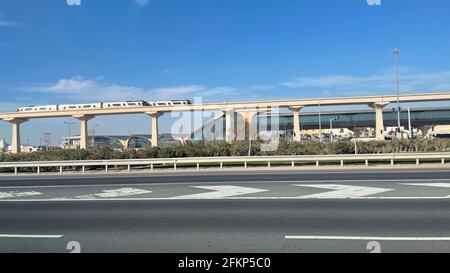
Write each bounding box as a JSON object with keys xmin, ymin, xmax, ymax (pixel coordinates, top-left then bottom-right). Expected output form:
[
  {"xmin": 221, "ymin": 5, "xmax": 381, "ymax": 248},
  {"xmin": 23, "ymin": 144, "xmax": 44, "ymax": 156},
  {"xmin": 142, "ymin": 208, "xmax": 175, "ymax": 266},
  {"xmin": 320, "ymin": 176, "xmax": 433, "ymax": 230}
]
[
  {"xmin": 401, "ymin": 183, "xmax": 450, "ymax": 188},
  {"xmin": 73, "ymin": 188, "xmax": 152, "ymax": 199},
  {"xmin": 2, "ymin": 178, "xmax": 450, "ymax": 190},
  {"xmin": 0, "ymin": 191, "xmax": 42, "ymax": 199},
  {"xmin": 4, "ymin": 181, "xmax": 450, "ymax": 201},
  {"xmin": 3, "ymin": 196, "xmax": 450, "ymax": 202},
  {"xmin": 2, "ymin": 168, "xmax": 450, "ymax": 182},
  {"xmin": 294, "ymin": 184, "xmax": 394, "ymax": 199},
  {"xmin": 0, "ymin": 234, "xmax": 63, "ymax": 238},
  {"xmin": 169, "ymin": 185, "xmax": 268, "ymax": 199},
  {"xmin": 285, "ymin": 235, "xmax": 450, "ymax": 241}
]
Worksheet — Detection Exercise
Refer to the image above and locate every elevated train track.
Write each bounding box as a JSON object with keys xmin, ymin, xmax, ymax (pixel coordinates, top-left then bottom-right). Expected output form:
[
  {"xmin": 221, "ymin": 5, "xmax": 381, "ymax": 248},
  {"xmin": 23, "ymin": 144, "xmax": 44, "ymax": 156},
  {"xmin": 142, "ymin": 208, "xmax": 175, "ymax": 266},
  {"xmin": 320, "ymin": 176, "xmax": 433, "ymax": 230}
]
[{"xmin": 1, "ymin": 92, "xmax": 450, "ymax": 154}]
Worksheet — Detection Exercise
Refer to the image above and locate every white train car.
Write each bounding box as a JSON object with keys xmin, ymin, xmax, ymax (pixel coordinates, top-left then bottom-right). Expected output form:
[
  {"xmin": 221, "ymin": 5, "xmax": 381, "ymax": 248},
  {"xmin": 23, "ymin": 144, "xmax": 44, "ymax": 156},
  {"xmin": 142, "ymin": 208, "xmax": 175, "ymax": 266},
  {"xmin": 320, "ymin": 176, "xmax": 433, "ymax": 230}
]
[
  {"xmin": 16, "ymin": 99, "xmax": 192, "ymax": 113},
  {"xmin": 17, "ymin": 105, "xmax": 58, "ymax": 112},
  {"xmin": 58, "ymin": 103, "xmax": 102, "ymax": 111},
  {"xmin": 171, "ymin": 100, "xmax": 192, "ymax": 105},
  {"xmin": 150, "ymin": 100, "xmax": 192, "ymax": 106},
  {"xmin": 102, "ymin": 101, "xmax": 150, "ymax": 109}
]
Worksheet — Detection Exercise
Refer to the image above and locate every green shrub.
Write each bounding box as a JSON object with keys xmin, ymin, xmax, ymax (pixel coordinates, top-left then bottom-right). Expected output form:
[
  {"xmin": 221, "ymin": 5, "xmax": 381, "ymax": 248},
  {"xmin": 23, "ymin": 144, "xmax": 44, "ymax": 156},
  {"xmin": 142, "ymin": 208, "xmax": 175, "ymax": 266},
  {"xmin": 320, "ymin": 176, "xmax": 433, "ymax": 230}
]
[{"xmin": 1, "ymin": 138, "xmax": 450, "ymax": 162}]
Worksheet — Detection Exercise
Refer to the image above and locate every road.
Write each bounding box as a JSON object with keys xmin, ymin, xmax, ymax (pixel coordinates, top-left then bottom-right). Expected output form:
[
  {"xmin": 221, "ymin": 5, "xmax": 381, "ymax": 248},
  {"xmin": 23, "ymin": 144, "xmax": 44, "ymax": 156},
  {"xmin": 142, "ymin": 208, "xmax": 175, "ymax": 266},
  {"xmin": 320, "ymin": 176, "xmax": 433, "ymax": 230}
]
[{"xmin": 1, "ymin": 168, "xmax": 450, "ymax": 253}]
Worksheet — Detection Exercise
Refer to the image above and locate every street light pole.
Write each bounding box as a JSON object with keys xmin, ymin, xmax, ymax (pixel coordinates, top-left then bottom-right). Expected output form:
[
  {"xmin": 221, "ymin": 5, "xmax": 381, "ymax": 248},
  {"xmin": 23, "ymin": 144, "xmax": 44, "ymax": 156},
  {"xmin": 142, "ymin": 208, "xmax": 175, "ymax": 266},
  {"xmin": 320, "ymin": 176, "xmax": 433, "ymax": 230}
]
[
  {"xmin": 393, "ymin": 48, "xmax": 401, "ymax": 138},
  {"xmin": 318, "ymin": 100, "xmax": 322, "ymax": 142},
  {"xmin": 329, "ymin": 116, "xmax": 338, "ymax": 142},
  {"xmin": 92, "ymin": 124, "xmax": 99, "ymax": 148},
  {"xmin": 330, "ymin": 118, "xmax": 333, "ymax": 142},
  {"xmin": 64, "ymin": 121, "xmax": 75, "ymax": 148}
]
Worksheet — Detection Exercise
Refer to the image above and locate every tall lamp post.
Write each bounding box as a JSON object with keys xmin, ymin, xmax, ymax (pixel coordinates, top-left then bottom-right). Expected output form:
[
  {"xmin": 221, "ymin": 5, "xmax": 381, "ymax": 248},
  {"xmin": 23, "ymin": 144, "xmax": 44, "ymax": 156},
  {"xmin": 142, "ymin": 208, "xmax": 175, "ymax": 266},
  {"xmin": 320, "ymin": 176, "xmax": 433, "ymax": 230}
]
[
  {"xmin": 318, "ymin": 100, "xmax": 322, "ymax": 142},
  {"xmin": 64, "ymin": 121, "xmax": 75, "ymax": 148},
  {"xmin": 92, "ymin": 124, "xmax": 99, "ymax": 148},
  {"xmin": 329, "ymin": 116, "xmax": 339, "ymax": 142},
  {"xmin": 393, "ymin": 48, "xmax": 401, "ymax": 139}
]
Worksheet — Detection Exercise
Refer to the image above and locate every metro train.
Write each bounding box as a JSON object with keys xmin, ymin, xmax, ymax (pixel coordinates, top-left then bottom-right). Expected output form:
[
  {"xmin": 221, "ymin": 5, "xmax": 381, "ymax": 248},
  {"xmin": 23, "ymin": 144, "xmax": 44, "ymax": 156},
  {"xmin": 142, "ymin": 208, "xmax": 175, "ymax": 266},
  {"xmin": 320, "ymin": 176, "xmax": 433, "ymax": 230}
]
[{"xmin": 17, "ymin": 100, "xmax": 192, "ymax": 112}]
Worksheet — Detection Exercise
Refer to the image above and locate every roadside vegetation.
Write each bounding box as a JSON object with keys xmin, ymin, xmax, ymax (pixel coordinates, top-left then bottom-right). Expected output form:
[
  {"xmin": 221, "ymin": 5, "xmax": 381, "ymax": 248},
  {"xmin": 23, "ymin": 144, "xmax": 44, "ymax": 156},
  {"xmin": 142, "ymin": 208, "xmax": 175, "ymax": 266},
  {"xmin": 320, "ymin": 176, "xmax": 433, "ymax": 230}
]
[{"xmin": 2, "ymin": 138, "xmax": 450, "ymax": 162}]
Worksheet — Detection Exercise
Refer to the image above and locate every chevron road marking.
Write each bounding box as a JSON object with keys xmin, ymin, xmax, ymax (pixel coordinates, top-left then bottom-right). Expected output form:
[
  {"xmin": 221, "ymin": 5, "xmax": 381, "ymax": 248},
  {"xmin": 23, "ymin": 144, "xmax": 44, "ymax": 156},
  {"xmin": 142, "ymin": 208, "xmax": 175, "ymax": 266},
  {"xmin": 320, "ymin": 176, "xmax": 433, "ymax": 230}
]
[
  {"xmin": 293, "ymin": 184, "xmax": 394, "ymax": 199},
  {"xmin": 0, "ymin": 191, "xmax": 42, "ymax": 199},
  {"xmin": 73, "ymin": 188, "xmax": 152, "ymax": 199},
  {"xmin": 3, "ymin": 183, "xmax": 450, "ymax": 201},
  {"xmin": 169, "ymin": 185, "xmax": 268, "ymax": 199}
]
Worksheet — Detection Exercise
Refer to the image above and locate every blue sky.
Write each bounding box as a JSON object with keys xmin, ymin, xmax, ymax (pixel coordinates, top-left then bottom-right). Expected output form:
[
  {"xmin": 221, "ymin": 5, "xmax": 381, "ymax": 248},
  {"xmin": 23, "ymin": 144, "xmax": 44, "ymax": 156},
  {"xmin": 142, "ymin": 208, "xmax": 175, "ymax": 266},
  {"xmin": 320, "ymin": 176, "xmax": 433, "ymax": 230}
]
[{"xmin": 1, "ymin": 0, "xmax": 450, "ymax": 145}]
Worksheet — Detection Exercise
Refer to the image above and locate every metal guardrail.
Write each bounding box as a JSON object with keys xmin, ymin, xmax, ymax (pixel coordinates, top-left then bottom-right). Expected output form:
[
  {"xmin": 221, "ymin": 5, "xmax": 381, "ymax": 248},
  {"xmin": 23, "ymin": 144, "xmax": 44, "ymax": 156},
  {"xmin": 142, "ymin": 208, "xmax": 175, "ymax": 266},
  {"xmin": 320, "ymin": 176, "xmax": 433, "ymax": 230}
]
[{"xmin": 1, "ymin": 153, "xmax": 450, "ymax": 175}]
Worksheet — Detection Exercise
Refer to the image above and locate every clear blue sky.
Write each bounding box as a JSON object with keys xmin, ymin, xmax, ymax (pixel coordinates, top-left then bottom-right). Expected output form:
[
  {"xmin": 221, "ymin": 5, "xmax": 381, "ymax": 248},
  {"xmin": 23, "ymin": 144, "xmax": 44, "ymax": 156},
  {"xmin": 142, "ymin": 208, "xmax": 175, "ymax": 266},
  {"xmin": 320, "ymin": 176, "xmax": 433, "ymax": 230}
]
[{"xmin": 1, "ymin": 0, "xmax": 450, "ymax": 145}]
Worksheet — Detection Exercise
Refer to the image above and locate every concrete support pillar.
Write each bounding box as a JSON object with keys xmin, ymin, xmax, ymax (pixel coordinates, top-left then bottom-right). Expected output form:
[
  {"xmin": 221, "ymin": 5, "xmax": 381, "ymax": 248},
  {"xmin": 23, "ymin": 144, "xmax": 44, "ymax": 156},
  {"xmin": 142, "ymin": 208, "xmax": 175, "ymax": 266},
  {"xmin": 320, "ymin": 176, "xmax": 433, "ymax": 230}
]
[
  {"xmin": 289, "ymin": 106, "xmax": 304, "ymax": 142},
  {"xmin": 369, "ymin": 102, "xmax": 389, "ymax": 141},
  {"xmin": 224, "ymin": 109, "xmax": 235, "ymax": 143},
  {"xmin": 244, "ymin": 111, "xmax": 258, "ymax": 141},
  {"xmin": 118, "ymin": 139, "xmax": 131, "ymax": 150},
  {"xmin": 6, "ymin": 118, "xmax": 28, "ymax": 154},
  {"xmin": 147, "ymin": 112, "xmax": 163, "ymax": 148},
  {"xmin": 74, "ymin": 115, "xmax": 94, "ymax": 150},
  {"xmin": 235, "ymin": 110, "xmax": 259, "ymax": 141},
  {"xmin": 235, "ymin": 109, "xmax": 271, "ymax": 141}
]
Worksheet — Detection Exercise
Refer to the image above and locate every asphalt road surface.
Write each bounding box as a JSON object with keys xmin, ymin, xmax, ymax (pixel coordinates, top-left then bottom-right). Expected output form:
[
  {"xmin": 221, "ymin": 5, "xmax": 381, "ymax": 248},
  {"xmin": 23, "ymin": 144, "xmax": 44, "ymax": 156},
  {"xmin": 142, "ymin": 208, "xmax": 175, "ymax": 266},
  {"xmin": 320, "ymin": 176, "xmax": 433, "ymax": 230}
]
[{"xmin": 1, "ymin": 168, "xmax": 450, "ymax": 253}]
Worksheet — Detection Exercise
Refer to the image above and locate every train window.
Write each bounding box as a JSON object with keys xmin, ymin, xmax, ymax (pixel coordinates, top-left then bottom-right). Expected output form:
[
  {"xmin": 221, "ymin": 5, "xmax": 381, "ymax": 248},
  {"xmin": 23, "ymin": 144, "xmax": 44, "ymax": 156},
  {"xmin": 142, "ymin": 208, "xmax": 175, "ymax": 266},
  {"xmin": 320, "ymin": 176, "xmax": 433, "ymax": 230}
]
[
  {"xmin": 113, "ymin": 104, "xmax": 121, "ymax": 106},
  {"xmin": 83, "ymin": 105, "xmax": 91, "ymax": 108},
  {"xmin": 128, "ymin": 103, "xmax": 136, "ymax": 106}
]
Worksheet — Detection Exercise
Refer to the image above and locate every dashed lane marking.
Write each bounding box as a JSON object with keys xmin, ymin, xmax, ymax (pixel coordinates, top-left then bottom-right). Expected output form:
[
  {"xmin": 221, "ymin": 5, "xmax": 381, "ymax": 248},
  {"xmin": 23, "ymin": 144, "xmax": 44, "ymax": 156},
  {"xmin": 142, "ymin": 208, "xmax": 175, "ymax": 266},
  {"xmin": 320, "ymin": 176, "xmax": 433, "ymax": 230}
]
[{"xmin": 285, "ymin": 235, "xmax": 450, "ymax": 241}]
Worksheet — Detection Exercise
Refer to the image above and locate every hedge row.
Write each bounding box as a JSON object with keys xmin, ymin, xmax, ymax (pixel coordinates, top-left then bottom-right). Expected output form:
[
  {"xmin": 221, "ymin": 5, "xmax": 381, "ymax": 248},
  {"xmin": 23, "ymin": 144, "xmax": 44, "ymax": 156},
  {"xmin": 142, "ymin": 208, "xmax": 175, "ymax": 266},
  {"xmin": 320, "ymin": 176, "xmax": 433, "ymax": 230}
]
[{"xmin": 1, "ymin": 138, "xmax": 450, "ymax": 162}]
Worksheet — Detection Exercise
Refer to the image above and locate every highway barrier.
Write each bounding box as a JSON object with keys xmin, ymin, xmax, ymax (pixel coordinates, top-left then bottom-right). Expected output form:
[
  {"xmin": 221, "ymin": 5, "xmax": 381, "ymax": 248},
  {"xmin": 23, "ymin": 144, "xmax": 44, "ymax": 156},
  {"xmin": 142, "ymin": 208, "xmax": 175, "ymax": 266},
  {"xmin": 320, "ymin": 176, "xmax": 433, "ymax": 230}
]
[{"xmin": 1, "ymin": 153, "xmax": 450, "ymax": 175}]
